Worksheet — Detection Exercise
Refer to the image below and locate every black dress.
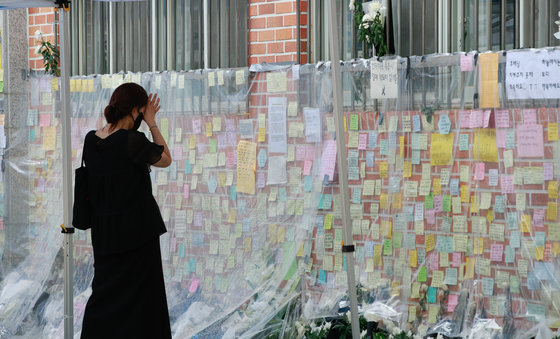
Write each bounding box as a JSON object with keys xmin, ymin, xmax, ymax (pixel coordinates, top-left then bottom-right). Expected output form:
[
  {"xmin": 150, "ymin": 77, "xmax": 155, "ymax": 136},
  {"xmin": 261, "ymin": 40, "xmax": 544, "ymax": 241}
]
[{"xmin": 80, "ymin": 129, "xmax": 171, "ymax": 339}]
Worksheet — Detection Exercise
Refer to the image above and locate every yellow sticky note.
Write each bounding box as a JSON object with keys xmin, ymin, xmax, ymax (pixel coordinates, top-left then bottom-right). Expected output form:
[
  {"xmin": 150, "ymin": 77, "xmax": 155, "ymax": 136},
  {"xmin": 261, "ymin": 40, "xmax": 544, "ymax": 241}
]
[
  {"xmin": 549, "ymin": 122, "xmax": 559, "ymax": 141},
  {"xmin": 324, "ymin": 214, "xmax": 333, "ymax": 230},
  {"xmin": 403, "ymin": 161, "xmax": 412, "ymax": 178},
  {"xmin": 51, "ymin": 78, "xmax": 59, "ymax": 91},
  {"xmin": 479, "ymin": 53, "xmax": 499, "ymax": 108},
  {"xmin": 258, "ymin": 128, "xmax": 266, "ymax": 142},
  {"xmin": 409, "ymin": 306, "xmax": 417, "ymax": 323},
  {"xmin": 69, "ymin": 79, "xmax": 76, "ymax": 92},
  {"xmin": 206, "ymin": 122, "xmax": 212, "ymax": 137},
  {"xmin": 473, "ymin": 129, "xmax": 498, "ymax": 163},
  {"xmin": 465, "ymin": 257, "xmax": 475, "ymax": 280},
  {"xmin": 380, "ymin": 193, "xmax": 389, "ymax": 210},
  {"xmin": 549, "ymin": 181, "xmax": 558, "ymax": 199},
  {"xmin": 266, "ymin": 72, "xmax": 287, "ymax": 92},
  {"xmin": 426, "ymin": 234, "xmax": 435, "ymax": 252},
  {"xmin": 42, "ymin": 126, "xmax": 56, "ymax": 150},
  {"xmin": 548, "ymin": 202, "xmax": 558, "ymax": 221},
  {"xmin": 380, "ymin": 161, "xmax": 389, "ymax": 178},
  {"xmin": 536, "ymin": 246, "xmax": 544, "ymax": 261},
  {"xmin": 189, "ymin": 135, "xmax": 196, "ymax": 149},
  {"xmin": 236, "ymin": 141, "xmax": 257, "ymax": 195},
  {"xmin": 409, "ymin": 250, "xmax": 417, "ymax": 267},
  {"xmin": 430, "ymin": 133, "xmax": 454, "ymax": 166},
  {"xmin": 433, "ymin": 178, "xmax": 441, "ymax": 195},
  {"xmin": 521, "ymin": 214, "xmax": 531, "ymax": 232},
  {"xmin": 399, "ymin": 136, "xmax": 404, "ymax": 158},
  {"xmin": 76, "ymin": 78, "xmax": 83, "ymax": 92}
]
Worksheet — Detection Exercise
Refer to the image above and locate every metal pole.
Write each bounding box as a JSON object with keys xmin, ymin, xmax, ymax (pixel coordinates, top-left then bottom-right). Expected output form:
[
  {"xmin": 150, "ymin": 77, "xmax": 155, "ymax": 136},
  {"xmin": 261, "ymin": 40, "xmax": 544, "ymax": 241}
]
[
  {"xmin": 60, "ymin": 6, "xmax": 74, "ymax": 339},
  {"xmin": 501, "ymin": 0, "xmax": 506, "ymax": 50},
  {"xmin": 151, "ymin": 0, "xmax": 157, "ymax": 71},
  {"xmin": 109, "ymin": 2, "xmax": 114, "ymax": 74},
  {"xmin": 326, "ymin": 1, "xmax": 360, "ymax": 339},
  {"xmin": 203, "ymin": 0, "xmax": 210, "ymax": 68}
]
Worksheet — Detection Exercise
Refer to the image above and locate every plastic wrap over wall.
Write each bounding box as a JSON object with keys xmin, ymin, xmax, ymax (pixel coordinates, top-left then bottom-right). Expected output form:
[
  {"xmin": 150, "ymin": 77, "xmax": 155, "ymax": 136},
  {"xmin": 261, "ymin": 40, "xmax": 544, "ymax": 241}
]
[
  {"xmin": 304, "ymin": 49, "xmax": 560, "ymax": 339},
  {"xmin": 0, "ymin": 74, "xmax": 65, "ymax": 338},
  {"xmin": 59, "ymin": 68, "xmax": 330, "ymax": 338}
]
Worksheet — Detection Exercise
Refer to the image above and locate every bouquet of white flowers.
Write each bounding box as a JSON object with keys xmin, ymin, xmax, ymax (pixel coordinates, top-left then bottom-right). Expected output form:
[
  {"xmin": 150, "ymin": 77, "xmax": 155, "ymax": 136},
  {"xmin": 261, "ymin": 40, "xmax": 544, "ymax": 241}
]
[{"xmin": 350, "ymin": 0, "xmax": 388, "ymax": 57}]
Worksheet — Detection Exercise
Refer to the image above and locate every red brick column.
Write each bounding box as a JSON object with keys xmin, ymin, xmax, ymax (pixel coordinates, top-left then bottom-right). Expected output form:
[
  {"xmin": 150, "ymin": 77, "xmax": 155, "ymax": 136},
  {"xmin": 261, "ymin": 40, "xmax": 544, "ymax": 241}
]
[
  {"xmin": 249, "ymin": 0, "xmax": 308, "ymax": 65},
  {"xmin": 27, "ymin": 7, "xmax": 58, "ymax": 71}
]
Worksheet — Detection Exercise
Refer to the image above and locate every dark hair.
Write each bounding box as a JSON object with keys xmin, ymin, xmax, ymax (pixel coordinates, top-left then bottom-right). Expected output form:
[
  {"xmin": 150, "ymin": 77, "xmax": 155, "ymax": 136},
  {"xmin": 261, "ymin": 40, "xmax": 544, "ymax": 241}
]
[{"xmin": 104, "ymin": 83, "xmax": 148, "ymax": 130}]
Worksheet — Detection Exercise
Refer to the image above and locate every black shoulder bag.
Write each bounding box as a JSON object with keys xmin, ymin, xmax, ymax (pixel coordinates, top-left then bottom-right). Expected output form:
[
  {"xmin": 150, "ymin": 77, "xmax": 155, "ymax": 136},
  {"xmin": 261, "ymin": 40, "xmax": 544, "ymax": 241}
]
[{"xmin": 72, "ymin": 145, "xmax": 92, "ymax": 230}]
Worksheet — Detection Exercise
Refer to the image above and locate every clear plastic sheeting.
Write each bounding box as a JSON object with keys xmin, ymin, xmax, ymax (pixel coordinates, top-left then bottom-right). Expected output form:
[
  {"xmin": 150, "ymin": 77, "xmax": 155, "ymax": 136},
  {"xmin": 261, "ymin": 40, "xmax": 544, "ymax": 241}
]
[{"xmin": 1, "ymin": 48, "xmax": 560, "ymax": 339}]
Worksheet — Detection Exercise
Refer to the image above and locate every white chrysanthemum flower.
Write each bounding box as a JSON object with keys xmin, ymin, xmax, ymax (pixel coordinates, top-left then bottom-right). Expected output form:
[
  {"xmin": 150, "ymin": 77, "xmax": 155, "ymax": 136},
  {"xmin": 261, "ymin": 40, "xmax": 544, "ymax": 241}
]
[
  {"xmin": 392, "ymin": 326, "xmax": 402, "ymax": 335},
  {"xmin": 349, "ymin": 0, "xmax": 355, "ymax": 12},
  {"xmin": 34, "ymin": 30, "xmax": 43, "ymax": 41},
  {"xmin": 555, "ymin": 31, "xmax": 560, "ymax": 40},
  {"xmin": 364, "ymin": 312, "xmax": 379, "ymax": 322},
  {"xmin": 362, "ymin": 13, "xmax": 374, "ymax": 22},
  {"xmin": 386, "ymin": 320, "xmax": 395, "ymax": 332},
  {"xmin": 324, "ymin": 322, "xmax": 331, "ymax": 330},
  {"xmin": 35, "ymin": 45, "xmax": 43, "ymax": 55},
  {"xmin": 361, "ymin": 330, "xmax": 368, "ymax": 338},
  {"xmin": 437, "ymin": 334, "xmax": 444, "ymax": 339},
  {"xmin": 421, "ymin": 283, "xmax": 429, "ymax": 292},
  {"xmin": 363, "ymin": 23, "xmax": 369, "ymax": 29},
  {"xmin": 369, "ymin": 2, "xmax": 381, "ymax": 13}
]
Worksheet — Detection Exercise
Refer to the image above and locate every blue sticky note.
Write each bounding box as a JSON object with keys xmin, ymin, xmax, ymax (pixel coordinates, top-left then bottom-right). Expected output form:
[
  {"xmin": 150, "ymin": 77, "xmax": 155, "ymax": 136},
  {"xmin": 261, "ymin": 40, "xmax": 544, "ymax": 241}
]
[
  {"xmin": 185, "ymin": 160, "xmax": 192, "ymax": 174},
  {"xmin": 494, "ymin": 195, "xmax": 504, "ymax": 213},
  {"xmin": 504, "ymin": 245, "xmax": 515, "ymax": 263},
  {"xmin": 351, "ymin": 188, "xmax": 361, "ymax": 204},
  {"xmin": 507, "ymin": 212, "xmax": 518, "ymax": 230},
  {"xmin": 208, "ymin": 176, "xmax": 218, "ymax": 193},
  {"xmin": 438, "ymin": 114, "xmax": 451, "ymax": 134},
  {"xmin": 178, "ymin": 243, "xmax": 185, "ymax": 258},
  {"xmin": 318, "ymin": 195, "xmax": 325, "ymax": 210},
  {"xmin": 229, "ymin": 185, "xmax": 237, "ymax": 201},
  {"xmin": 427, "ymin": 287, "xmax": 437, "ymax": 303},
  {"xmin": 535, "ymin": 262, "xmax": 555, "ymax": 281},
  {"xmin": 505, "ymin": 130, "xmax": 515, "ymax": 149},
  {"xmin": 366, "ymin": 151, "xmax": 375, "ymax": 167},
  {"xmin": 30, "ymin": 129, "xmax": 35, "ymax": 142},
  {"xmin": 318, "ymin": 270, "xmax": 327, "ymax": 284},
  {"xmin": 412, "ymin": 115, "xmax": 421, "ymax": 132},
  {"xmin": 379, "ymin": 139, "xmax": 388, "ymax": 156},
  {"xmin": 411, "ymin": 150, "xmax": 421, "ymax": 164},
  {"xmin": 189, "ymin": 258, "xmax": 196, "ymax": 273},
  {"xmin": 450, "ymin": 179, "xmax": 459, "ymax": 196},
  {"xmin": 510, "ymin": 231, "xmax": 520, "ymax": 248},
  {"xmin": 527, "ymin": 273, "xmax": 541, "ymax": 290},
  {"xmin": 535, "ymin": 232, "xmax": 546, "ymax": 247},
  {"xmin": 482, "ymin": 277, "xmax": 494, "ymax": 296},
  {"xmin": 388, "ymin": 133, "xmax": 397, "ymax": 149},
  {"xmin": 304, "ymin": 175, "xmax": 313, "ymax": 192},
  {"xmin": 257, "ymin": 148, "xmax": 267, "ymax": 168},
  {"xmin": 237, "ymin": 200, "xmax": 246, "ymax": 214},
  {"xmin": 368, "ymin": 131, "xmax": 378, "ymax": 148},
  {"xmin": 242, "ymin": 218, "xmax": 252, "ymax": 232},
  {"xmin": 278, "ymin": 187, "xmax": 287, "ymax": 202}
]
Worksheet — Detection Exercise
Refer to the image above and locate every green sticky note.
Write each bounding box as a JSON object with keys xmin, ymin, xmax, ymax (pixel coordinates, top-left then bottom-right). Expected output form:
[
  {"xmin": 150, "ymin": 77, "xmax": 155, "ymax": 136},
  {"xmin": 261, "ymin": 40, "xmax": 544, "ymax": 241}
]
[
  {"xmin": 282, "ymin": 242, "xmax": 298, "ymax": 280},
  {"xmin": 393, "ymin": 232, "xmax": 402, "ymax": 248},
  {"xmin": 418, "ymin": 266, "xmax": 427, "ymax": 282},
  {"xmin": 0, "ymin": 81, "xmax": 4, "ymax": 93},
  {"xmin": 209, "ymin": 138, "xmax": 217, "ymax": 153},
  {"xmin": 350, "ymin": 114, "xmax": 359, "ymax": 130},
  {"xmin": 383, "ymin": 239, "xmax": 393, "ymax": 255},
  {"xmin": 442, "ymin": 195, "xmax": 451, "ymax": 212},
  {"xmin": 425, "ymin": 193, "xmax": 434, "ymax": 209}
]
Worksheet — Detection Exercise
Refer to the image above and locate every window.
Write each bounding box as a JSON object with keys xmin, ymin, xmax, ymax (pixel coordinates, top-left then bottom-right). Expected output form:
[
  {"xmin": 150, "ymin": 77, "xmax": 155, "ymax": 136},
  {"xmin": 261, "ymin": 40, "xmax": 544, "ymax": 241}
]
[
  {"xmin": 311, "ymin": 0, "xmax": 560, "ymax": 62},
  {"xmin": 70, "ymin": 0, "xmax": 247, "ymax": 75}
]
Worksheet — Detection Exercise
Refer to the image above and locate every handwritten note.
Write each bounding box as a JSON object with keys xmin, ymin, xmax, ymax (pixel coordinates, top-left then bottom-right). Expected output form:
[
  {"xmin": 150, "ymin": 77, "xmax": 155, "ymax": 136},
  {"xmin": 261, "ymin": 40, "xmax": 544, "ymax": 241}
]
[{"xmin": 517, "ymin": 124, "xmax": 544, "ymax": 157}]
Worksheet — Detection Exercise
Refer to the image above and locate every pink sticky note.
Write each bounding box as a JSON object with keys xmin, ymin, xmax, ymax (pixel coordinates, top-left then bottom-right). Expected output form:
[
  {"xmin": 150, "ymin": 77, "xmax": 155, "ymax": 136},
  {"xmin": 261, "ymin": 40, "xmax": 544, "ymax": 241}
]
[
  {"xmin": 544, "ymin": 163, "xmax": 554, "ymax": 180},
  {"xmin": 474, "ymin": 162, "xmax": 485, "ymax": 181},
  {"xmin": 189, "ymin": 278, "xmax": 199, "ymax": 293},
  {"xmin": 192, "ymin": 119, "xmax": 202, "ymax": 134},
  {"xmin": 429, "ymin": 253, "xmax": 439, "ymax": 270},
  {"xmin": 358, "ymin": 133, "xmax": 367, "ymax": 150},
  {"xmin": 305, "ymin": 146, "xmax": 316, "ymax": 161},
  {"xmin": 296, "ymin": 146, "xmax": 306, "ymax": 161},
  {"xmin": 426, "ymin": 210, "xmax": 436, "ymax": 224},
  {"xmin": 257, "ymin": 172, "xmax": 265, "ymax": 188},
  {"xmin": 517, "ymin": 124, "xmax": 544, "ymax": 157},
  {"xmin": 303, "ymin": 160, "xmax": 313, "ymax": 176},
  {"xmin": 183, "ymin": 184, "xmax": 190, "ymax": 199},
  {"xmin": 533, "ymin": 209, "xmax": 545, "ymax": 227},
  {"xmin": 320, "ymin": 140, "xmax": 337, "ymax": 182},
  {"xmin": 483, "ymin": 110, "xmax": 492, "ymax": 128},
  {"xmin": 433, "ymin": 195, "xmax": 442, "ymax": 212},
  {"xmin": 174, "ymin": 146, "xmax": 183, "ymax": 160},
  {"xmin": 490, "ymin": 243, "xmax": 503, "ymax": 262},
  {"xmin": 452, "ymin": 253, "xmax": 462, "ymax": 267},
  {"xmin": 447, "ymin": 295, "xmax": 459, "ymax": 312},
  {"xmin": 496, "ymin": 130, "xmax": 507, "ymax": 148},
  {"xmin": 460, "ymin": 54, "xmax": 474, "ymax": 71},
  {"xmin": 39, "ymin": 114, "xmax": 51, "ymax": 127},
  {"xmin": 495, "ymin": 109, "xmax": 510, "ymax": 128},
  {"xmin": 500, "ymin": 176, "xmax": 514, "ymax": 194},
  {"xmin": 459, "ymin": 111, "xmax": 471, "ymax": 128},
  {"xmin": 227, "ymin": 151, "xmax": 235, "ymax": 168},
  {"xmin": 470, "ymin": 110, "xmax": 483, "ymax": 128},
  {"xmin": 226, "ymin": 119, "xmax": 236, "ymax": 132},
  {"xmin": 523, "ymin": 109, "xmax": 537, "ymax": 125}
]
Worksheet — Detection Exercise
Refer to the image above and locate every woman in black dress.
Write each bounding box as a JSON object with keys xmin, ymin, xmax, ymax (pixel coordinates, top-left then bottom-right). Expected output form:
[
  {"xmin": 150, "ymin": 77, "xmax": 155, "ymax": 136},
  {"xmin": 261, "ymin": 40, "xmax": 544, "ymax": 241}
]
[{"xmin": 80, "ymin": 83, "xmax": 172, "ymax": 339}]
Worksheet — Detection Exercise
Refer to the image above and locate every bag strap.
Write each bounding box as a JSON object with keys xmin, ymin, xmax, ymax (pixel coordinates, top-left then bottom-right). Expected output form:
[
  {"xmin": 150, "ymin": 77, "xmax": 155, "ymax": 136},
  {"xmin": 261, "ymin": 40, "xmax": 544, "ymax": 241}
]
[{"xmin": 81, "ymin": 136, "xmax": 87, "ymax": 167}]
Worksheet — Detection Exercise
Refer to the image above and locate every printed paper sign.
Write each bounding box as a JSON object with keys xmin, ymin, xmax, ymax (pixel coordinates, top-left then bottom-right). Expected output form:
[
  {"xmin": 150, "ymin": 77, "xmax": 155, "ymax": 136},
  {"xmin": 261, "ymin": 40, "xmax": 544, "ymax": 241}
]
[
  {"xmin": 370, "ymin": 58, "xmax": 398, "ymax": 99},
  {"xmin": 506, "ymin": 50, "xmax": 560, "ymax": 99}
]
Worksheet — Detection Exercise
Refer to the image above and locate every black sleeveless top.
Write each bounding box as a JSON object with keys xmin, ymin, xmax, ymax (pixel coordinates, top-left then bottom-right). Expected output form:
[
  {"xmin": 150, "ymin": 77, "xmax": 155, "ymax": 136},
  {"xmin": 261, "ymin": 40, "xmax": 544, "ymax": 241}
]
[{"xmin": 83, "ymin": 129, "xmax": 166, "ymax": 255}]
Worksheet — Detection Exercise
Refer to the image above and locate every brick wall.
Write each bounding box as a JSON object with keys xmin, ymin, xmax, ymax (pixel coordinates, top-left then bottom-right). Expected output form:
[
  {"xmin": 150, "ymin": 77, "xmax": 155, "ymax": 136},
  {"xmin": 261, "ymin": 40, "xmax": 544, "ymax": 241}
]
[
  {"xmin": 249, "ymin": 0, "xmax": 308, "ymax": 65},
  {"xmin": 27, "ymin": 7, "xmax": 57, "ymax": 71}
]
